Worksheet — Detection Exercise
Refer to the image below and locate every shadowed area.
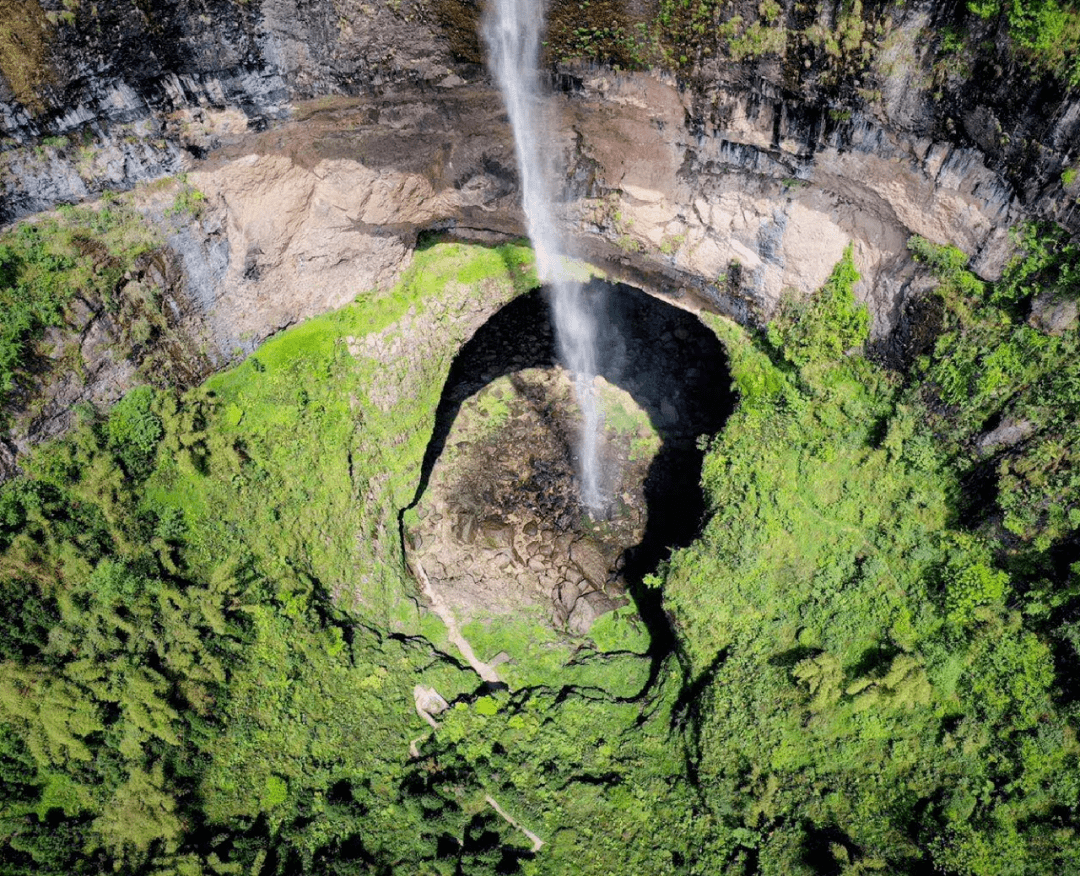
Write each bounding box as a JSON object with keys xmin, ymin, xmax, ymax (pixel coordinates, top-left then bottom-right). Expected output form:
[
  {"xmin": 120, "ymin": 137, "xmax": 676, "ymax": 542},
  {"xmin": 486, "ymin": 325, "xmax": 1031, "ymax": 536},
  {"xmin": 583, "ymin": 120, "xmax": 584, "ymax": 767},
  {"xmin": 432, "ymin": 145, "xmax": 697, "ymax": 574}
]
[{"xmin": 402, "ymin": 277, "xmax": 736, "ymax": 655}]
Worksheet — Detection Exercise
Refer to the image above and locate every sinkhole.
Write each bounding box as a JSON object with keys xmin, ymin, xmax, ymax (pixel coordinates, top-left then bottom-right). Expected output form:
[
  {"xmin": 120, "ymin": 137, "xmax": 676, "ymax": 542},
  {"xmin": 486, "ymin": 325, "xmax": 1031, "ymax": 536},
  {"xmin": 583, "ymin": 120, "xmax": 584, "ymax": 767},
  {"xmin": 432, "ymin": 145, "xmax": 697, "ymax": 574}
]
[{"xmin": 403, "ymin": 277, "xmax": 736, "ymax": 645}]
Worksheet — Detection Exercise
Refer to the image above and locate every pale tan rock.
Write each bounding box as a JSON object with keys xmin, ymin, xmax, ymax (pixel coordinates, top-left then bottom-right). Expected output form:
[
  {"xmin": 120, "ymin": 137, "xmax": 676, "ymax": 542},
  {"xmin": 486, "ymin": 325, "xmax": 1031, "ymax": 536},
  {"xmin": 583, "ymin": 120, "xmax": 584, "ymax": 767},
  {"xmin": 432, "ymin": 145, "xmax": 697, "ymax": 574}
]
[
  {"xmin": 566, "ymin": 70, "xmax": 1022, "ymax": 334},
  {"xmin": 1030, "ymin": 293, "xmax": 1079, "ymax": 336}
]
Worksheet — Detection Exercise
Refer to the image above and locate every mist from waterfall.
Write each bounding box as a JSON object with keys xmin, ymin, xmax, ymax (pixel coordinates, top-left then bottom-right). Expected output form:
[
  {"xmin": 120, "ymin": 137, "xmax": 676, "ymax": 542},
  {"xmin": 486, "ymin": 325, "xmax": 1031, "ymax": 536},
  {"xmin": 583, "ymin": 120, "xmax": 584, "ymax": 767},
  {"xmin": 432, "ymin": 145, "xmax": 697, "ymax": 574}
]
[{"xmin": 483, "ymin": 0, "xmax": 603, "ymax": 511}]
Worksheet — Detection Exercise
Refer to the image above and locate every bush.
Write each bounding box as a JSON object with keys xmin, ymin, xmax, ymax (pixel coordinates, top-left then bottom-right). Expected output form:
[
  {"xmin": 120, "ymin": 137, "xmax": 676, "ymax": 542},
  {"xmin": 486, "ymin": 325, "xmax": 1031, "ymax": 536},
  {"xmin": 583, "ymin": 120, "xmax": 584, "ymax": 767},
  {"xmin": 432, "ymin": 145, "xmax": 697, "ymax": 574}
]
[
  {"xmin": 104, "ymin": 386, "xmax": 163, "ymax": 479},
  {"xmin": 967, "ymin": 0, "xmax": 1080, "ymax": 84},
  {"xmin": 767, "ymin": 243, "xmax": 869, "ymax": 368}
]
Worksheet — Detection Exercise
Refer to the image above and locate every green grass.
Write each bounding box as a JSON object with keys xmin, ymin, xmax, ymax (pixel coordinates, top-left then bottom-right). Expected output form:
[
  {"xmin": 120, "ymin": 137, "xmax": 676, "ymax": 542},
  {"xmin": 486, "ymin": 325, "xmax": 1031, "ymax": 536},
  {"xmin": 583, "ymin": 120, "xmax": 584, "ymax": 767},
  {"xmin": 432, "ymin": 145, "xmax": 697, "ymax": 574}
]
[{"xmin": 161, "ymin": 241, "xmax": 539, "ymax": 627}]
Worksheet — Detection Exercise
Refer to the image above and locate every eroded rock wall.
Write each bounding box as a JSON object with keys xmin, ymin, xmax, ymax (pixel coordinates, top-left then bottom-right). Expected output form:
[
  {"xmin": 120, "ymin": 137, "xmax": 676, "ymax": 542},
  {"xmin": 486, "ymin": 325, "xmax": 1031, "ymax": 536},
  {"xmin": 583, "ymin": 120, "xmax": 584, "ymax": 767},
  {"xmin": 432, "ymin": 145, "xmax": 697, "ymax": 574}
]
[
  {"xmin": 3, "ymin": 0, "xmax": 1080, "ymax": 473},
  {"xmin": 557, "ymin": 68, "xmax": 1022, "ymax": 334},
  {"xmin": 0, "ymin": 0, "xmax": 460, "ymax": 221}
]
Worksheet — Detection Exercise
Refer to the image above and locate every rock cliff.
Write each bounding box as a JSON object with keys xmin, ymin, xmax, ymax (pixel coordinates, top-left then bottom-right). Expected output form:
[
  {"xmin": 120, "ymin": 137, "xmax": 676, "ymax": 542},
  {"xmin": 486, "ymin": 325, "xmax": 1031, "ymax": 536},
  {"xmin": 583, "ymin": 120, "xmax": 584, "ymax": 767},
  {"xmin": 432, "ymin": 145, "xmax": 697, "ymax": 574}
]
[{"xmin": 2, "ymin": 0, "xmax": 1079, "ymax": 465}]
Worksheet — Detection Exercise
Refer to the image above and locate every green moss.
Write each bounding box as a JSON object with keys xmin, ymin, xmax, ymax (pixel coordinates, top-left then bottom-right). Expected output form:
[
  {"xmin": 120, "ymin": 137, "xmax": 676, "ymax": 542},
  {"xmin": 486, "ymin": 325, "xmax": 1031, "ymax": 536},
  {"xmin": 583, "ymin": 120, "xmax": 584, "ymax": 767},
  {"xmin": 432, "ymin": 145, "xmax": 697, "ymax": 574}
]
[
  {"xmin": 589, "ymin": 604, "xmax": 650, "ymax": 654},
  {"xmin": 0, "ymin": 0, "xmax": 52, "ymax": 110}
]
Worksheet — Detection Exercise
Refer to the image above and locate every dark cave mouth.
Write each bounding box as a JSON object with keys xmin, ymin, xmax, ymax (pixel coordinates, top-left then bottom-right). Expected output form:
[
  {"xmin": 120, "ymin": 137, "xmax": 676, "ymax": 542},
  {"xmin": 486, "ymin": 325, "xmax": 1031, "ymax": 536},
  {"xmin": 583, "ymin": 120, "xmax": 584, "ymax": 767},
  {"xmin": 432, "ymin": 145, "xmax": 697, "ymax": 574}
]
[{"xmin": 403, "ymin": 278, "xmax": 736, "ymax": 640}]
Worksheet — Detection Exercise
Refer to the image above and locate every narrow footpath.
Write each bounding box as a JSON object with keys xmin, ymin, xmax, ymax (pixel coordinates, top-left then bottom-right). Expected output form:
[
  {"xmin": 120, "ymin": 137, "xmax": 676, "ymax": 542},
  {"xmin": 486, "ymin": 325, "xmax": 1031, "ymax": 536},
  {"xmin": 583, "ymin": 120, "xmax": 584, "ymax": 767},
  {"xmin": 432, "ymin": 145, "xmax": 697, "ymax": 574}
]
[{"xmin": 409, "ymin": 560, "xmax": 544, "ymax": 851}]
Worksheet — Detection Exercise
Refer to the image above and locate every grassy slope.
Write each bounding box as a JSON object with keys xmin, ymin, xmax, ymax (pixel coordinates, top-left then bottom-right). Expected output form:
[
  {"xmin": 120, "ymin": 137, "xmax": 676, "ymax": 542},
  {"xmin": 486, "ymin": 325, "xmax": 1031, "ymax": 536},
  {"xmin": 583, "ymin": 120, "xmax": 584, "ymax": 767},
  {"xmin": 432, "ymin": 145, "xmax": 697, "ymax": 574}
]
[{"xmin": 3, "ymin": 227, "xmax": 1079, "ymax": 874}]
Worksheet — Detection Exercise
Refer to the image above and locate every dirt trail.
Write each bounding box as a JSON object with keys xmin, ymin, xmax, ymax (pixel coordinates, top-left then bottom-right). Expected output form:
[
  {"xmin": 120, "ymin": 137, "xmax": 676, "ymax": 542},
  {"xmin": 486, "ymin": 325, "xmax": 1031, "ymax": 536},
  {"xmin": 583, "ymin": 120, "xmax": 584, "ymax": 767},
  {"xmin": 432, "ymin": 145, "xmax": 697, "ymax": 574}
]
[
  {"xmin": 485, "ymin": 795, "xmax": 545, "ymax": 852},
  {"xmin": 410, "ymin": 562, "xmax": 544, "ymax": 851},
  {"xmin": 413, "ymin": 560, "xmax": 502, "ymax": 685}
]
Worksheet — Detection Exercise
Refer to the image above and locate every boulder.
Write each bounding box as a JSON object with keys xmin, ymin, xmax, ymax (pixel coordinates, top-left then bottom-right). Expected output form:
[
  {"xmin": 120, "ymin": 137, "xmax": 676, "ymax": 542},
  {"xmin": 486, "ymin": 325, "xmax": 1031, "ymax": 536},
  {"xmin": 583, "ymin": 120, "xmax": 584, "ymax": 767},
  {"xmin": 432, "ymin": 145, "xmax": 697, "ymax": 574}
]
[{"xmin": 1029, "ymin": 293, "xmax": 1079, "ymax": 337}]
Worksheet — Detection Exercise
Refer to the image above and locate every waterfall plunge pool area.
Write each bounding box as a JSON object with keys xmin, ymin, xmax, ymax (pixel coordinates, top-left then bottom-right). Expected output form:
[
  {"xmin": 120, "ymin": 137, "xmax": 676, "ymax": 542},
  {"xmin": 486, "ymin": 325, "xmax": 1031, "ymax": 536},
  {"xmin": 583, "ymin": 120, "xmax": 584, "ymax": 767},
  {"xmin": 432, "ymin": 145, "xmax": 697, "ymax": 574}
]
[{"xmin": 401, "ymin": 278, "xmax": 737, "ymax": 672}]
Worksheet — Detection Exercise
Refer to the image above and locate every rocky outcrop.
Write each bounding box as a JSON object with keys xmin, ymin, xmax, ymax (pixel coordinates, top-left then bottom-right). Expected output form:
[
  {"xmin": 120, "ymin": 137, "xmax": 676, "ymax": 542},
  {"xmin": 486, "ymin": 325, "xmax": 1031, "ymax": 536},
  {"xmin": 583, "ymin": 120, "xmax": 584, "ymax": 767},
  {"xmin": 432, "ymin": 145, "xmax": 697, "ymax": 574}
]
[
  {"xmin": 0, "ymin": 0, "xmax": 461, "ymax": 222},
  {"xmin": 3, "ymin": 2, "xmax": 1075, "ymax": 338},
  {"xmin": 557, "ymin": 68, "xmax": 1023, "ymax": 334},
  {"xmin": 3, "ymin": 0, "xmax": 1080, "ymax": 475},
  {"xmin": 131, "ymin": 62, "xmax": 1045, "ymax": 350}
]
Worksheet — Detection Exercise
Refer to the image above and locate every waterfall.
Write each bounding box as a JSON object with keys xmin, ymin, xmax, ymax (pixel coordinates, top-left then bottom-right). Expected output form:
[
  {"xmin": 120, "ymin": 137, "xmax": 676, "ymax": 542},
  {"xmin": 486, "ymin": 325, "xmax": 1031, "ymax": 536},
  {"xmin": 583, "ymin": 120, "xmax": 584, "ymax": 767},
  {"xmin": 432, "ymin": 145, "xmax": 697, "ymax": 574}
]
[{"xmin": 483, "ymin": 0, "xmax": 604, "ymax": 511}]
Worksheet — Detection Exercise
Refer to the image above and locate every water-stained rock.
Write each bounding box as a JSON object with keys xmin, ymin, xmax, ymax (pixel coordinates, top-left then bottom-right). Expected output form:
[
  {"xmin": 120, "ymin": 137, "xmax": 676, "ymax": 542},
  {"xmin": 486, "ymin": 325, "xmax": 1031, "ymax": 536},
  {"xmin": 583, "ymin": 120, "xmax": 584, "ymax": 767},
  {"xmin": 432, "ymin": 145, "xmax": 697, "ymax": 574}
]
[{"xmin": 1029, "ymin": 293, "xmax": 1079, "ymax": 336}]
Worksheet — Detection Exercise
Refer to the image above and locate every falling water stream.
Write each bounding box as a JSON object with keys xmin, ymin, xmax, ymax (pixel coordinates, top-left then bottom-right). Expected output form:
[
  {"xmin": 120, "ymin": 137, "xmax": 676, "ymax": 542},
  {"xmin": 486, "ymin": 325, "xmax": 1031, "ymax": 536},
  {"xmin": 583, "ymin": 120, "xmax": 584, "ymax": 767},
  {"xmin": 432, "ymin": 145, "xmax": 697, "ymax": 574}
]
[{"xmin": 483, "ymin": 0, "xmax": 604, "ymax": 511}]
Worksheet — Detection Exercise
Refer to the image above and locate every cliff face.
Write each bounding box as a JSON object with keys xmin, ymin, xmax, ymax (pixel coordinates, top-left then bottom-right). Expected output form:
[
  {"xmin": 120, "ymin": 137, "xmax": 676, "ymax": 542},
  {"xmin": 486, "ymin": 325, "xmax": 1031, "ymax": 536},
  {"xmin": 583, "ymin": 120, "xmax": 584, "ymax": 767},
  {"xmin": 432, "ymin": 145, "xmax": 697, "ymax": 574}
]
[
  {"xmin": 0, "ymin": 0, "xmax": 466, "ymax": 219},
  {"xmin": 1, "ymin": 0, "xmax": 1079, "ymax": 466}
]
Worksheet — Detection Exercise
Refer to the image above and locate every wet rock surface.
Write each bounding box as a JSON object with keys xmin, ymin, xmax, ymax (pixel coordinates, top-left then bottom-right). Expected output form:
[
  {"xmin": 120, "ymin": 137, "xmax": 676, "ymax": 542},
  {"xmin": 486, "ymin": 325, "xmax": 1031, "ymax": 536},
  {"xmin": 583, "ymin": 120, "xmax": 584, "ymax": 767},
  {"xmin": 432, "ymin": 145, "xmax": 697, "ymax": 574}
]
[
  {"xmin": 407, "ymin": 366, "xmax": 639, "ymax": 631},
  {"xmin": 404, "ymin": 279, "xmax": 735, "ymax": 634}
]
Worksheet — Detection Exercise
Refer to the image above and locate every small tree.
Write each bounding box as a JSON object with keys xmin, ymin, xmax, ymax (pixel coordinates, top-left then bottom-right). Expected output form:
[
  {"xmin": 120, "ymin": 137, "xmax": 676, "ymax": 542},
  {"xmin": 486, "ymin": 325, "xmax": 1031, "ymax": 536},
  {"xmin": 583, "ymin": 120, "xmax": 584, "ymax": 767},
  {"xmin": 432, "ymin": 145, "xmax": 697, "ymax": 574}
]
[{"xmin": 768, "ymin": 244, "xmax": 869, "ymax": 368}]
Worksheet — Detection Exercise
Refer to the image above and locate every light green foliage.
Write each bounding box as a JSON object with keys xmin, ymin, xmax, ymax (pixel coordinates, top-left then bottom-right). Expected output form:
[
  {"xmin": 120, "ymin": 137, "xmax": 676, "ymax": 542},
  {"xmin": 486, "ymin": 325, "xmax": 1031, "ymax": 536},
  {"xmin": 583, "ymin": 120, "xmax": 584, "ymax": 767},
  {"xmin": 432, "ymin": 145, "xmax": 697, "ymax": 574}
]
[
  {"xmin": 767, "ymin": 243, "xmax": 869, "ymax": 368},
  {"xmin": 460, "ymin": 613, "xmax": 650, "ymax": 697},
  {"xmin": 2, "ymin": 235, "xmax": 1078, "ymax": 873},
  {"xmin": 940, "ymin": 535, "xmax": 1010, "ymax": 626},
  {"xmin": 967, "ymin": 0, "xmax": 1080, "ymax": 84},
  {"xmin": 656, "ymin": 244, "xmax": 1075, "ymax": 870},
  {"xmin": 472, "ymin": 382, "xmax": 510, "ymax": 433},
  {"xmin": 588, "ymin": 604, "xmax": 651, "ymax": 654},
  {"xmin": 724, "ymin": 11, "xmax": 787, "ymax": 62},
  {"xmin": 166, "ymin": 178, "xmax": 206, "ymax": 217},
  {"xmin": 911, "ymin": 225, "xmax": 1080, "ymax": 543},
  {"xmin": 104, "ymin": 385, "xmax": 163, "ymax": 479}
]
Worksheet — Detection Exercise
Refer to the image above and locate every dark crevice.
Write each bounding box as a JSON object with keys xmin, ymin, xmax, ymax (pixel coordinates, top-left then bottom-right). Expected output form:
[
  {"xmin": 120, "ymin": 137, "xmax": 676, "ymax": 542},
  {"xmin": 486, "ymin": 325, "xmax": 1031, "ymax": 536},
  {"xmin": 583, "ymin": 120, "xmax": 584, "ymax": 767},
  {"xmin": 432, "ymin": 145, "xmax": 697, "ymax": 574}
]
[{"xmin": 399, "ymin": 277, "xmax": 736, "ymax": 683}]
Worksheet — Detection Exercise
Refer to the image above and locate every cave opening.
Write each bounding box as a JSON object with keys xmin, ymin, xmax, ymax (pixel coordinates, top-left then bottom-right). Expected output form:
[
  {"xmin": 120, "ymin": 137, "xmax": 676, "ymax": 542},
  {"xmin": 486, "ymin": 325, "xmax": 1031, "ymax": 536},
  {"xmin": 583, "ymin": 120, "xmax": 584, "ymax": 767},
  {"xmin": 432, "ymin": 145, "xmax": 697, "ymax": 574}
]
[{"xmin": 402, "ymin": 277, "xmax": 736, "ymax": 658}]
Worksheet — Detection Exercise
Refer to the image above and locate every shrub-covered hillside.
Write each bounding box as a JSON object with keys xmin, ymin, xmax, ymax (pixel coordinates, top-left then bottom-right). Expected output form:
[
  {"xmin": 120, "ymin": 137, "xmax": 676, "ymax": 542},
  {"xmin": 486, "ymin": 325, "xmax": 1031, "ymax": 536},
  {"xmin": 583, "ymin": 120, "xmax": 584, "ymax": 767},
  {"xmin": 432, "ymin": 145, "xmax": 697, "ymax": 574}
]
[{"xmin": 0, "ymin": 205, "xmax": 1079, "ymax": 873}]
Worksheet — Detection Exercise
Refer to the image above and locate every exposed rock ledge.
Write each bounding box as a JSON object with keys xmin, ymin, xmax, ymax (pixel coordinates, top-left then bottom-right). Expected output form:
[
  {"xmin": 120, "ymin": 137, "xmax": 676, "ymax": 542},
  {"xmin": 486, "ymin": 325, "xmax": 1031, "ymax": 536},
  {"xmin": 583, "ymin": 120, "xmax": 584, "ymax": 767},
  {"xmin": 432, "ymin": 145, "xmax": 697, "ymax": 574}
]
[
  {"xmin": 0, "ymin": 65, "xmax": 1060, "ymax": 475},
  {"xmin": 176, "ymin": 67, "xmax": 1029, "ymax": 345}
]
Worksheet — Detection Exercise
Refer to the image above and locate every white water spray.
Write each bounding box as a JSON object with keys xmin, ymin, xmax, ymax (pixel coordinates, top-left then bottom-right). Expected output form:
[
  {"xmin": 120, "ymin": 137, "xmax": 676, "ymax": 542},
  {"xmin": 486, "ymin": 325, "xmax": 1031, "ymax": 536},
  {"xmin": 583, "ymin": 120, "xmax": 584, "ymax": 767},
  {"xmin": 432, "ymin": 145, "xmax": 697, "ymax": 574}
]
[{"xmin": 483, "ymin": 0, "xmax": 603, "ymax": 510}]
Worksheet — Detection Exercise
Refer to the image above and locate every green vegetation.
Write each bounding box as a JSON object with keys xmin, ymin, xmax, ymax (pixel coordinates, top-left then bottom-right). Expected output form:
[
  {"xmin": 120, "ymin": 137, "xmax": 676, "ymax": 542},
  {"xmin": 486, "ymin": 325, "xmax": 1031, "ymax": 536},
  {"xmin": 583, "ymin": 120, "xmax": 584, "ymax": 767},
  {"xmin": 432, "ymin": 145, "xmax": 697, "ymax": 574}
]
[
  {"xmin": 656, "ymin": 228, "xmax": 1080, "ymax": 871},
  {"xmin": 767, "ymin": 243, "xmax": 869, "ymax": 369},
  {"xmin": 0, "ymin": 201, "xmax": 160, "ymax": 413},
  {"xmin": 908, "ymin": 226, "xmax": 1080, "ymax": 544},
  {"xmin": 546, "ymin": 0, "xmax": 657, "ymax": 70},
  {"xmin": 539, "ymin": 0, "xmax": 1080, "ymax": 94},
  {"xmin": 0, "ymin": 241, "xmax": 543, "ymax": 874},
  {"xmin": 968, "ymin": 0, "xmax": 1080, "ymax": 84},
  {"xmin": 2, "ymin": 223, "xmax": 1080, "ymax": 874},
  {"xmin": 166, "ymin": 180, "xmax": 206, "ymax": 218}
]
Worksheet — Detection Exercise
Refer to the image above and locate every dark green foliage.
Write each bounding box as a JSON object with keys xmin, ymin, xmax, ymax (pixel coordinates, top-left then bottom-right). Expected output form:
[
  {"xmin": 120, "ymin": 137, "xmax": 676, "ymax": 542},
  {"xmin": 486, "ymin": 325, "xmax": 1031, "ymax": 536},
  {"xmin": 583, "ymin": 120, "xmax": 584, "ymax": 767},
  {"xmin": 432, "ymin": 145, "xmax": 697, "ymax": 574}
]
[
  {"xmin": 0, "ymin": 577, "xmax": 58, "ymax": 662},
  {"xmin": 104, "ymin": 386, "xmax": 163, "ymax": 479},
  {"xmin": 656, "ymin": 234, "xmax": 1080, "ymax": 872}
]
